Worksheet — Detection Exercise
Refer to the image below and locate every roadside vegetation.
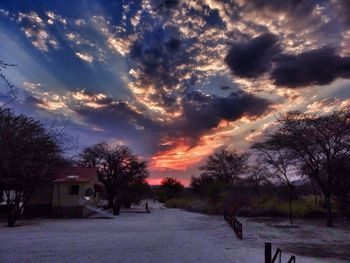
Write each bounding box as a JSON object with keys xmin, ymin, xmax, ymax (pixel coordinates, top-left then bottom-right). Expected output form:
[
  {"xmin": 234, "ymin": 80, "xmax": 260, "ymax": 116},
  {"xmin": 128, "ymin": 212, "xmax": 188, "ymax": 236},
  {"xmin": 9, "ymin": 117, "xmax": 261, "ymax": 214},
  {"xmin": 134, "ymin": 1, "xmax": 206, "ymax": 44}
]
[{"xmin": 158, "ymin": 109, "xmax": 350, "ymax": 227}]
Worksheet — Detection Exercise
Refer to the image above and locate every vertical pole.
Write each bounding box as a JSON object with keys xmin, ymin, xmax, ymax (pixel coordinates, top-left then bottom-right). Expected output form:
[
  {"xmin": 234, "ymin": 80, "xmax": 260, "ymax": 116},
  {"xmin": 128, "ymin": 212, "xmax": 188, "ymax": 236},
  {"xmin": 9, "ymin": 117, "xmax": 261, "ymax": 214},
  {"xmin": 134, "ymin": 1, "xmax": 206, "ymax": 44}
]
[
  {"xmin": 240, "ymin": 224, "xmax": 243, "ymax": 239},
  {"xmin": 265, "ymin": 242, "xmax": 272, "ymax": 263},
  {"xmin": 145, "ymin": 202, "xmax": 149, "ymax": 212}
]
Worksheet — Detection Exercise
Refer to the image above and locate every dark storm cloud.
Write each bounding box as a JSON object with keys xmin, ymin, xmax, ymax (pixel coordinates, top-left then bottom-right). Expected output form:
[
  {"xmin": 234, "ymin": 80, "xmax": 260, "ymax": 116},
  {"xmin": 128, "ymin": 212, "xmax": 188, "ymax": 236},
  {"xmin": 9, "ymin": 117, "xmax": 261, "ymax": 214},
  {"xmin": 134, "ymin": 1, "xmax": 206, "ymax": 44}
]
[
  {"xmin": 226, "ymin": 32, "xmax": 350, "ymax": 88},
  {"xmin": 225, "ymin": 33, "xmax": 281, "ymax": 78},
  {"xmin": 153, "ymin": 0, "xmax": 179, "ymax": 11},
  {"xmin": 65, "ymin": 89, "xmax": 271, "ymax": 153},
  {"xmin": 220, "ymin": 85, "xmax": 231, "ymax": 91},
  {"xmin": 168, "ymin": 90, "xmax": 271, "ymax": 145},
  {"xmin": 271, "ymin": 47, "xmax": 350, "ymax": 88},
  {"xmin": 244, "ymin": 0, "xmax": 317, "ymax": 17}
]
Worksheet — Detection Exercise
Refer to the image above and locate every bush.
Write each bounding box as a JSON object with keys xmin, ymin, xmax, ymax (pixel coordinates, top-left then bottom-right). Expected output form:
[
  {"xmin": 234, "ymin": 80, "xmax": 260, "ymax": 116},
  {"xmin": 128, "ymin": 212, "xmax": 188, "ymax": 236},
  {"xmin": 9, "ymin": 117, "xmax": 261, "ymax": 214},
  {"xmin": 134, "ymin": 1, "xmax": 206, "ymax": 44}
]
[
  {"xmin": 165, "ymin": 198, "xmax": 195, "ymax": 209},
  {"xmin": 165, "ymin": 198, "xmax": 224, "ymax": 215},
  {"xmin": 303, "ymin": 208, "xmax": 327, "ymax": 218},
  {"xmin": 222, "ymin": 190, "xmax": 255, "ymax": 214},
  {"xmin": 235, "ymin": 197, "xmax": 328, "ymax": 218}
]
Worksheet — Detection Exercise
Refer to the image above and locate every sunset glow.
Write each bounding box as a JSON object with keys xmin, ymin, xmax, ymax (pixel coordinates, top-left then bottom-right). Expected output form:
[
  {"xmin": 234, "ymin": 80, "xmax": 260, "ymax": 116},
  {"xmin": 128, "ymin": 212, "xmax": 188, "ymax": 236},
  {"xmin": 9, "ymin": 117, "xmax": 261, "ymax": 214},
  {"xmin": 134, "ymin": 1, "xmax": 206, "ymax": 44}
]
[{"xmin": 1, "ymin": 0, "xmax": 350, "ymax": 182}]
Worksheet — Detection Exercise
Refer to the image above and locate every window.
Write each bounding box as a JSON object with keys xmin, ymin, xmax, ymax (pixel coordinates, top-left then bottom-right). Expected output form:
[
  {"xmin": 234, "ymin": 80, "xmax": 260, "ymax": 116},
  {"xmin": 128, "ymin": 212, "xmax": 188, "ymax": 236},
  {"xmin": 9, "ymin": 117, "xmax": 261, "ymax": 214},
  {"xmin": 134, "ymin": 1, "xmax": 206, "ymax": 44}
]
[{"xmin": 68, "ymin": 185, "xmax": 80, "ymax": 195}]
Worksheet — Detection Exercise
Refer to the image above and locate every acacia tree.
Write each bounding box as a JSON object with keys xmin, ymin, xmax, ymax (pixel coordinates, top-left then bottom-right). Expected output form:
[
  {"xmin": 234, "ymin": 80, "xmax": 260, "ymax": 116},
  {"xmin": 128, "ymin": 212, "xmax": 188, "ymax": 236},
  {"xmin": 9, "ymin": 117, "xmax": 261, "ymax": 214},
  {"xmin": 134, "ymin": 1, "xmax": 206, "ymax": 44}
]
[
  {"xmin": 79, "ymin": 143, "xmax": 149, "ymax": 215},
  {"xmin": 78, "ymin": 142, "xmax": 108, "ymax": 168},
  {"xmin": 263, "ymin": 110, "xmax": 350, "ymax": 227},
  {"xmin": 157, "ymin": 177, "xmax": 184, "ymax": 201},
  {"xmin": 333, "ymin": 157, "xmax": 350, "ymax": 212},
  {"xmin": 0, "ymin": 108, "xmax": 63, "ymax": 227},
  {"xmin": 245, "ymin": 164, "xmax": 271, "ymax": 208},
  {"xmin": 252, "ymin": 142, "xmax": 298, "ymax": 225},
  {"xmin": 199, "ymin": 149, "xmax": 248, "ymax": 185},
  {"xmin": 190, "ymin": 174, "xmax": 216, "ymax": 196}
]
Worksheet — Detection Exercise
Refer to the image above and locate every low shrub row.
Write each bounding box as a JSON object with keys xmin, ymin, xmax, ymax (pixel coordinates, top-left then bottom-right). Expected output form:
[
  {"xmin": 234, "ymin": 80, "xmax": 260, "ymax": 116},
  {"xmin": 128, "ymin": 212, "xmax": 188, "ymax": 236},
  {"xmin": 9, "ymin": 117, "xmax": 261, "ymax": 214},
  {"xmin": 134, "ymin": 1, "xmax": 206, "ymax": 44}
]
[{"xmin": 164, "ymin": 194, "xmax": 350, "ymax": 219}]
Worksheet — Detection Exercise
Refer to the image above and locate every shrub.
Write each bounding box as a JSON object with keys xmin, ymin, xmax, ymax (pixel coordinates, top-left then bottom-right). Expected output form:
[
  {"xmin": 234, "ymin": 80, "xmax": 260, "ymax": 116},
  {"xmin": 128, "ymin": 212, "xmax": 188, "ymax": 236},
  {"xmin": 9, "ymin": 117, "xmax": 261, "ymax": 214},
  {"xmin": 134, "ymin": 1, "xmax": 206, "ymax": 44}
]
[
  {"xmin": 165, "ymin": 198, "xmax": 196, "ymax": 209},
  {"xmin": 235, "ymin": 196, "xmax": 328, "ymax": 218}
]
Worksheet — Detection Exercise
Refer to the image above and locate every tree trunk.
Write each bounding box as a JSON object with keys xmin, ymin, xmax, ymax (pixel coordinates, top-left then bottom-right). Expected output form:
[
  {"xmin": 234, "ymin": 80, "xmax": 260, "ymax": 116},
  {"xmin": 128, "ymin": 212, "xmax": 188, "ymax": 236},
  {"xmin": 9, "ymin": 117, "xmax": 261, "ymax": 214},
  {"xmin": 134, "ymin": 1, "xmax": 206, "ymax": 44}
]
[
  {"xmin": 7, "ymin": 206, "xmax": 18, "ymax": 227},
  {"xmin": 288, "ymin": 191, "xmax": 293, "ymax": 225},
  {"xmin": 311, "ymin": 183, "xmax": 318, "ymax": 207},
  {"xmin": 338, "ymin": 199, "xmax": 349, "ymax": 213},
  {"xmin": 113, "ymin": 200, "xmax": 121, "ymax": 215},
  {"xmin": 108, "ymin": 197, "xmax": 114, "ymax": 209},
  {"xmin": 7, "ymin": 214, "xmax": 16, "ymax": 227},
  {"xmin": 325, "ymin": 195, "xmax": 333, "ymax": 227},
  {"xmin": 314, "ymin": 192, "xmax": 318, "ymax": 208}
]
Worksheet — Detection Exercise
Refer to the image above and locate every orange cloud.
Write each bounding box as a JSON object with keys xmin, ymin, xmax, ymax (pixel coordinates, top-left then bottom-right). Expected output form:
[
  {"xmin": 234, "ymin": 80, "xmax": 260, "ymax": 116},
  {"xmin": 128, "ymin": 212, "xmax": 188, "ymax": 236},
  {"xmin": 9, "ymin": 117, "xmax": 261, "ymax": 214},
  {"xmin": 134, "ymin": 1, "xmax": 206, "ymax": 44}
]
[{"xmin": 150, "ymin": 121, "xmax": 239, "ymax": 171}]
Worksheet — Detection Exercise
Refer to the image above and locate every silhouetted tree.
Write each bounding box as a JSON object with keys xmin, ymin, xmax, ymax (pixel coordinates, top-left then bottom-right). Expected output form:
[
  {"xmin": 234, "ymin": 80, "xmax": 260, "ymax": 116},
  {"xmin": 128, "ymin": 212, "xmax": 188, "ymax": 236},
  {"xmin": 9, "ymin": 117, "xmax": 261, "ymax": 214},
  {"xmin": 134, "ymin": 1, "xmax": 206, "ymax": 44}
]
[
  {"xmin": 199, "ymin": 149, "xmax": 248, "ymax": 185},
  {"xmin": 122, "ymin": 181, "xmax": 151, "ymax": 208},
  {"xmin": 190, "ymin": 174, "xmax": 216, "ymax": 196},
  {"xmin": 79, "ymin": 143, "xmax": 149, "ymax": 215},
  {"xmin": 157, "ymin": 177, "xmax": 184, "ymax": 202},
  {"xmin": 252, "ymin": 142, "xmax": 298, "ymax": 224},
  {"xmin": 190, "ymin": 173, "xmax": 229, "ymax": 203},
  {"xmin": 328, "ymin": 156, "xmax": 350, "ymax": 213},
  {"xmin": 260, "ymin": 110, "xmax": 350, "ymax": 227},
  {"xmin": 78, "ymin": 142, "xmax": 108, "ymax": 168},
  {"xmin": 245, "ymin": 164, "xmax": 271, "ymax": 208},
  {"xmin": 0, "ymin": 108, "xmax": 63, "ymax": 227}
]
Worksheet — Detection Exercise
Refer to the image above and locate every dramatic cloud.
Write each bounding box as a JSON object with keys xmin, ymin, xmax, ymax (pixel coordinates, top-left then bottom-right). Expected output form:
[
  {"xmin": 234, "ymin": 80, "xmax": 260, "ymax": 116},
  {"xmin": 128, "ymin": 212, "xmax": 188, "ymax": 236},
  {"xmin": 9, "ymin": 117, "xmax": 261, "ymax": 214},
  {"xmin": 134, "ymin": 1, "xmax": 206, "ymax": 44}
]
[
  {"xmin": 272, "ymin": 47, "xmax": 350, "ymax": 88},
  {"xmin": 226, "ymin": 34, "xmax": 350, "ymax": 89},
  {"xmin": 16, "ymin": 11, "xmax": 60, "ymax": 51},
  {"xmin": 225, "ymin": 33, "xmax": 281, "ymax": 78},
  {"xmin": 242, "ymin": 0, "xmax": 316, "ymax": 16},
  {"xmin": 2, "ymin": 0, "xmax": 350, "ymax": 181},
  {"xmin": 130, "ymin": 26, "xmax": 195, "ymax": 107},
  {"xmin": 167, "ymin": 90, "xmax": 271, "ymax": 145}
]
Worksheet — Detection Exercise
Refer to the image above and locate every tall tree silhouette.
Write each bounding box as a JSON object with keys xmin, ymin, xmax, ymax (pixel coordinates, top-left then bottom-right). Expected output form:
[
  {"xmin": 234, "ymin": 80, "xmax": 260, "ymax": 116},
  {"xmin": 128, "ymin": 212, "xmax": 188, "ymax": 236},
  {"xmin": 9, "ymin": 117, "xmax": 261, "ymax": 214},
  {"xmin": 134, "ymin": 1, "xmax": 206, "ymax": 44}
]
[{"xmin": 0, "ymin": 108, "xmax": 63, "ymax": 227}]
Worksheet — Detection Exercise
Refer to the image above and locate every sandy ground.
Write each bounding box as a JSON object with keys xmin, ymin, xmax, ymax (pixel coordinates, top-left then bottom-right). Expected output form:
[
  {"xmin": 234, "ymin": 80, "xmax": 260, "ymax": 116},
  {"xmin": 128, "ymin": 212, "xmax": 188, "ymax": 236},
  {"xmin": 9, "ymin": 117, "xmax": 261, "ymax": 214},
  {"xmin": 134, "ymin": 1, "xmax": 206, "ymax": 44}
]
[{"xmin": 0, "ymin": 202, "xmax": 349, "ymax": 263}]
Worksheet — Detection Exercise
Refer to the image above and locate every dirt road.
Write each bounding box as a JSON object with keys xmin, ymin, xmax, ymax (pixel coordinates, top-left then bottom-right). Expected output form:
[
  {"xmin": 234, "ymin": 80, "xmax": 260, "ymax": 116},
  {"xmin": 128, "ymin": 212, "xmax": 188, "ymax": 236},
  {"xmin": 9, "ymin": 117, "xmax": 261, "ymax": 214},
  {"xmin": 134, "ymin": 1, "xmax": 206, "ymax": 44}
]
[{"xmin": 0, "ymin": 202, "xmax": 348, "ymax": 263}]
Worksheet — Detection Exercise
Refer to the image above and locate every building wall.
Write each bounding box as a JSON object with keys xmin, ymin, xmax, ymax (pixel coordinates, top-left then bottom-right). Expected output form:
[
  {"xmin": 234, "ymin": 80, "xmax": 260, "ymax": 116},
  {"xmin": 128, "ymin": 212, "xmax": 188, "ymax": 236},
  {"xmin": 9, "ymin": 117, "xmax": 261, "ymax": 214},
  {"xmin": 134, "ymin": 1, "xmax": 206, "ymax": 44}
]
[{"xmin": 52, "ymin": 181, "xmax": 101, "ymax": 218}]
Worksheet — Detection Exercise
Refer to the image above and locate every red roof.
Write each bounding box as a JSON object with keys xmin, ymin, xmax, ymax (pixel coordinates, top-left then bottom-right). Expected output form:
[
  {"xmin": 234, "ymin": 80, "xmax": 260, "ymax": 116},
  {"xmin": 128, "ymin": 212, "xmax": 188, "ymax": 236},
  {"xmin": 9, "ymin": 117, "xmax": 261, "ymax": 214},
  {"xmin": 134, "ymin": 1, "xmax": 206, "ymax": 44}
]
[{"xmin": 54, "ymin": 167, "xmax": 98, "ymax": 183}]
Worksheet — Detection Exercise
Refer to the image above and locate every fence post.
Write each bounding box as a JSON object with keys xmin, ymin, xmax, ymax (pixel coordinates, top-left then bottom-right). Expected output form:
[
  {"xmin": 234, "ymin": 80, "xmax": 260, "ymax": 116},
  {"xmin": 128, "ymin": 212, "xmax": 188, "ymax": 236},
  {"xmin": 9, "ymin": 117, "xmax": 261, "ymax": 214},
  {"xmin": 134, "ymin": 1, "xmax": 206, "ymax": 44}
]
[
  {"xmin": 265, "ymin": 242, "xmax": 272, "ymax": 263},
  {"xmin": 240, "ymin": 223, "xmax": 243, "ymax": 239}
]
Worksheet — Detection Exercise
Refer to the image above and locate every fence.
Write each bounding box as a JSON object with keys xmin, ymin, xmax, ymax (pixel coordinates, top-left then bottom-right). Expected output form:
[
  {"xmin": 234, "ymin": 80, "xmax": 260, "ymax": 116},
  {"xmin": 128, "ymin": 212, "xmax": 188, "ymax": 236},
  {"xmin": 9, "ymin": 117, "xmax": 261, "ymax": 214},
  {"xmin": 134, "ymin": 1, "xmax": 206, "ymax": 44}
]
[
  {"xmin": 265, "ymin": 242, "xmax": 296, "ymax": 263},
  {"xmin": 223, "ymin": 212, "xmax": 243, "ymax": 240}
]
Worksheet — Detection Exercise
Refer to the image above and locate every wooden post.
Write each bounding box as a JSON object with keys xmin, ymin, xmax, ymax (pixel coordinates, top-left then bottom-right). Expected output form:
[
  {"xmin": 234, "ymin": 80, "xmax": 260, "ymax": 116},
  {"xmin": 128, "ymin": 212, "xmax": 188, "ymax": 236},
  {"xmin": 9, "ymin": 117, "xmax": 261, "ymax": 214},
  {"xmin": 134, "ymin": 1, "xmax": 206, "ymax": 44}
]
[
  {"xmin": 240, "ymin": 223, "xmax": 243, "ymax": 239},
  {"xmin": 265, "ymin": 242, "xmax": 272, "ymax": 263}
]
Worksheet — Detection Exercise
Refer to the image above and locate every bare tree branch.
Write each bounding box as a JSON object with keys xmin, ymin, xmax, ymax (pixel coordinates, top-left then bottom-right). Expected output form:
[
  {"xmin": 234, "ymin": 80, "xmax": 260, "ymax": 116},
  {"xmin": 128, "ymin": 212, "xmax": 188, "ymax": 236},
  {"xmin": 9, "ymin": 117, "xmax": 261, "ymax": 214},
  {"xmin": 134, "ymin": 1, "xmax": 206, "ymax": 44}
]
[{"xmin": 0, "ymin": 60, "xmax": 17, "ymax": 105}]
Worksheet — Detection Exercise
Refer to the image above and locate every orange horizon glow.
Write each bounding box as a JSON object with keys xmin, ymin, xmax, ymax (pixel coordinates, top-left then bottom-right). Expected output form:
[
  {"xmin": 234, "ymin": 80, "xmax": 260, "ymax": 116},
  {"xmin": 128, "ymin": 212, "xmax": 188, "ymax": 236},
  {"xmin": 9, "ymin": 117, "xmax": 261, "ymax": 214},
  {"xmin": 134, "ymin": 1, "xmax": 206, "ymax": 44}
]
[
  {"xmin": 146, "ymin": 177, "xmax": 190, "ymax": 187},
  {"xmin": 149, "ymin": 120, "xmax": 240, "ymax": 171}
]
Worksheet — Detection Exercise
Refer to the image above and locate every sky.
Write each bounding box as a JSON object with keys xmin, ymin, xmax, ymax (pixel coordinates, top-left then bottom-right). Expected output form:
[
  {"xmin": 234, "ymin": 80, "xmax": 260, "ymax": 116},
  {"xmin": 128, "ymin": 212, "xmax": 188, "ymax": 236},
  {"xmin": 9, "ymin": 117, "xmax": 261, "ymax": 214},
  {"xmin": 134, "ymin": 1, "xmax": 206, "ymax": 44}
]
[{"xmin": 1, "ymin": 0, "xmax": 350, "ymax": 185}]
